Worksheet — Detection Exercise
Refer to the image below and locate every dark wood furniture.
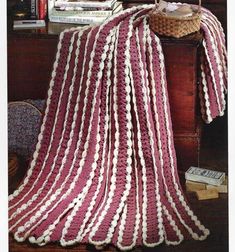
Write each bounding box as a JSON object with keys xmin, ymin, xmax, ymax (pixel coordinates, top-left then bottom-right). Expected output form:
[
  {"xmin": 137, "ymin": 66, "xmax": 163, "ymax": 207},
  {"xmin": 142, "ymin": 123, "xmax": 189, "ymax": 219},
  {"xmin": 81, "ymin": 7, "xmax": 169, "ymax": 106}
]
[
  {"xmin": 7, "ymin": 0, "xmax": 227, "ymax": 173},
  {"xmin": 7, "ymin": 1, "xmax": 228, "ymax": 252},
  {"xmin": 7, "ymin": 24, "xmax": 203, "ymax": 172}
]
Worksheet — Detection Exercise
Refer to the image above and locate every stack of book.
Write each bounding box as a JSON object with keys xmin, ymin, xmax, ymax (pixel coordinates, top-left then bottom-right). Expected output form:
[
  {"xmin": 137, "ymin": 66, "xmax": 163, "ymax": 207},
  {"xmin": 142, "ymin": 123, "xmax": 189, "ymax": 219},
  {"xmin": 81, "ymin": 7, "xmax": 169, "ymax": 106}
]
[
  {"xmin": 48, "ymin": 0, "xmax": 123, "ymax": 24},
  {"xmin": 185, "ymin": 166, "xmax": 228, "ymax": 200}
]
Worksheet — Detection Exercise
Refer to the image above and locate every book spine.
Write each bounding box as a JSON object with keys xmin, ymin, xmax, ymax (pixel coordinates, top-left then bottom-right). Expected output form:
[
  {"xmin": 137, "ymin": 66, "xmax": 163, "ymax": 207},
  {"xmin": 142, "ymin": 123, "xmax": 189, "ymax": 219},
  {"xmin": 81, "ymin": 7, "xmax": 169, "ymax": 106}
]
[
  {"xmin": 49, "ymin": 15, "xmax": 106, "ymax": 24},
  {"xmin": 52, "ymin": 2, "xmax": 122, "ymax": 17},
  {"xmin": 31, "ymin": 0, "xmax": 39, "ymax": 19},
  {"xmin": 54, "ymin": 0, "xmax": 115, "ymax": 9},
  {"xmin": 13, "ymin": 20, "xmax": 46, "ymax": 28},
  {"xmin": 39, "ymin": 0, "xmax": 48, "ymax": 20},
  {"xmin": 51, "ymin": 9, "xmax": 112, "ymax": 17},
  {"xmin": 185, "ymin": 172, "xmax": 225, "ymax": 186}
]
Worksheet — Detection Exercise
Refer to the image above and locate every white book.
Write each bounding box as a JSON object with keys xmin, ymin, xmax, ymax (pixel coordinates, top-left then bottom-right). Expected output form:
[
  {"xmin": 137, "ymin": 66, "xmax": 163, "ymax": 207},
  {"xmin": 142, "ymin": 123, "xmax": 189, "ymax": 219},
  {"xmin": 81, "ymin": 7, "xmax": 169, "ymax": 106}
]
[
  {"xmin": 49, "ymin": 15, "xmax": 107, "ymax": 24},
  {"xmin": 185, "ymin": 166, "xmax": 226, "ymax": 186},
  {"xmin": 52, "ymin": 2, "xmax": 122, "ymax": 17},
  {"xmin": 53, "ymin": 0, "xmax": 117, "ymax": 9},
  {"xmin": 13, "ymin": 20, "xmax": 46, "ymax": 29}
]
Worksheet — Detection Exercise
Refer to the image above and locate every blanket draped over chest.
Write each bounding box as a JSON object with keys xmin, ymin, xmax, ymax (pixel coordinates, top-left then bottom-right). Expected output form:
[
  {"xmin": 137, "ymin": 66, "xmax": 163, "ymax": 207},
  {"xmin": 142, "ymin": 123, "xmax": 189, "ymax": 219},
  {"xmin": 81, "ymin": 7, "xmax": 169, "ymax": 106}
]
[{"xmin": 9, "ymin": 4, "xmax": 227, "ymax": 250}]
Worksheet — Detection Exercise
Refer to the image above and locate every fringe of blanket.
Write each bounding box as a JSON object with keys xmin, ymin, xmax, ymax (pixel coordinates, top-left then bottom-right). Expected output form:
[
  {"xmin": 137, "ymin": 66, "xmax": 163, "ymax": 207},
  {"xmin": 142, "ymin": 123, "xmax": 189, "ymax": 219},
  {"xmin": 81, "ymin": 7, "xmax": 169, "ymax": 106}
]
[{"xmin": 9, "ymin": 4, "xmax": 226, "ymax": 250}]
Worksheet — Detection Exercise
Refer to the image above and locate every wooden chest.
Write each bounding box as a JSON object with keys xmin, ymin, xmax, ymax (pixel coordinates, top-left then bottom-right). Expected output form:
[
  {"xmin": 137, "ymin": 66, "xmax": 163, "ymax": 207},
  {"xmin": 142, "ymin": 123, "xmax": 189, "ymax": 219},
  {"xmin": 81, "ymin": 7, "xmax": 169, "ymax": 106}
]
[
  {"xmin": 162, "ymin": 33, "xmax": 203, "ymax": 172},
  {"xmin": 8, "ymin": 24, "xmax": 203, "ymax": 172}
]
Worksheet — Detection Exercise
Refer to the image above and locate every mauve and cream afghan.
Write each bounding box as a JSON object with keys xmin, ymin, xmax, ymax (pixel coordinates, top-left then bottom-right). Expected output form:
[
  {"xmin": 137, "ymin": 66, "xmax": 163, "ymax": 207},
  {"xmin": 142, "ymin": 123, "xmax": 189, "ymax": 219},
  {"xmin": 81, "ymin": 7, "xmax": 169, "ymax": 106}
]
[{"xmin": 9, "ymin": 4, "xmax": 227, "ymax": 250}]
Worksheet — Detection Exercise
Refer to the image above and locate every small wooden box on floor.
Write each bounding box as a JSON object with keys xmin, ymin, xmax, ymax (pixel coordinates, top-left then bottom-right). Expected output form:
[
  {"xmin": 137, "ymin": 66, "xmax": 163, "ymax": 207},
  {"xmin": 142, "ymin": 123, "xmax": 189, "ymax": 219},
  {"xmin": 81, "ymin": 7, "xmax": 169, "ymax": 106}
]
[
  {"xmin": 185, "ymin": 176, "xmax": 228, "ymax": 200},
  {"xmin": 196, "ymin": 188, "xmax": 219, "ymax": 200},
  {"xmin": 186, "ymin": 180, "xmax": 206, "ymax": 192},
  {"xmin": 207, "ymin": 176, "xmax": 228, "ymax": 193}
]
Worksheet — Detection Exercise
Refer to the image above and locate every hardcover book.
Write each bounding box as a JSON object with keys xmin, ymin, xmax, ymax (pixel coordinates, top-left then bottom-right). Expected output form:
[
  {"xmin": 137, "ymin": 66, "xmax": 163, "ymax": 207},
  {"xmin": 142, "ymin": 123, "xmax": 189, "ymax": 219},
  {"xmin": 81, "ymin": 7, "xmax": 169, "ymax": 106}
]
[
  {"xmin": 13, "ymin": 19, "xmax": 46, "ymax": 29},
  {"xmin": 48, "ymin": 0, "xmax": 121, "ymax": 24},
  {"xmin": 49, "ymin": 15, "xmax": 106, "ymax": 24},
  {"xmin": 30, "ymin": 0, "xmax": 39, "ymax": 18},
  {"xmin": 52, "ymin": 0, "xmax": 117, "ymax": 9},
  {"xmin": 52, "ymin": 1, "xmax": 122, "ymax": 17},
  {"xmin": 39, "ymin": 0, "xmax": 48, "ymax": 19}
]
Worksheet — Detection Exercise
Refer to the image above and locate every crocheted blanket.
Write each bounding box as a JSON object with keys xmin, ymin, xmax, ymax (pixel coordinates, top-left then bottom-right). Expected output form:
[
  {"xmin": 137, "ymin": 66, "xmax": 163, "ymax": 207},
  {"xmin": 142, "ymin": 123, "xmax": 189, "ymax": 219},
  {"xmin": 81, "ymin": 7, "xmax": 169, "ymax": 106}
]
[{"xmin": 9, "ymin": 4, "xmax": 227, "ymax": 250}]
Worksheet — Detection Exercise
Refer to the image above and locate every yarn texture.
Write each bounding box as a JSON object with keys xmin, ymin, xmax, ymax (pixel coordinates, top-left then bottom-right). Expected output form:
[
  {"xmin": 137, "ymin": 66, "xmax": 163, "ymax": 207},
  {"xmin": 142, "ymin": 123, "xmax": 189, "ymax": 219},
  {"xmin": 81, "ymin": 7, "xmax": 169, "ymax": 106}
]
[{"xmin": 9, "ymin": 4, "xmax": 227, "ymax": 250}]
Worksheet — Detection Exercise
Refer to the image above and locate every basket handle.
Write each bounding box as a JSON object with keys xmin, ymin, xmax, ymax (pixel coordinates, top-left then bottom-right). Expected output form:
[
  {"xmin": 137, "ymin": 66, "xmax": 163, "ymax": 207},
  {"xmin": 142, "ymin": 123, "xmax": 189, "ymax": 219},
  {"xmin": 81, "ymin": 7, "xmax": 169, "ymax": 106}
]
[{"xmin": 155, "ymin": 0, "xmax": 201, "ymax": 13}]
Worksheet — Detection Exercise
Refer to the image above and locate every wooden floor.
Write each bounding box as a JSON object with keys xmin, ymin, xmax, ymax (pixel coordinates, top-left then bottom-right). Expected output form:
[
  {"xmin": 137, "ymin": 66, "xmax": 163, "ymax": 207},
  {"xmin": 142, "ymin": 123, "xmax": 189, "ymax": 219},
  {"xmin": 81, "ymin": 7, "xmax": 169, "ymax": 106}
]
[{"xmin": 8, "ymin": 114, "xmax": 228, "ymax": 252}]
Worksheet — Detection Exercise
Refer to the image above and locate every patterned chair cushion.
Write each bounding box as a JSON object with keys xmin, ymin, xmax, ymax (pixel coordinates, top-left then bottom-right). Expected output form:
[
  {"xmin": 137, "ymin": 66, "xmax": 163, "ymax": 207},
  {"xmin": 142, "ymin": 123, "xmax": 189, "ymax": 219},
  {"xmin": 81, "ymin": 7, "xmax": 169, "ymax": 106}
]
[{"xmin": 8, "ymin": 99, "xmax": 45, "ymax": 159}]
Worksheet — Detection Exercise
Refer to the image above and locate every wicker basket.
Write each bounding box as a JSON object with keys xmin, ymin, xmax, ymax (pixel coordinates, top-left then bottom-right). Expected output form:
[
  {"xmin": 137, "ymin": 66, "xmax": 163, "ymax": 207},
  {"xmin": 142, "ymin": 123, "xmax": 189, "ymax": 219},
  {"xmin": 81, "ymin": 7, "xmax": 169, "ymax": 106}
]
[{"xmin": 149, "ymin": 0, "xmax": 201, "ymax": 38}]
